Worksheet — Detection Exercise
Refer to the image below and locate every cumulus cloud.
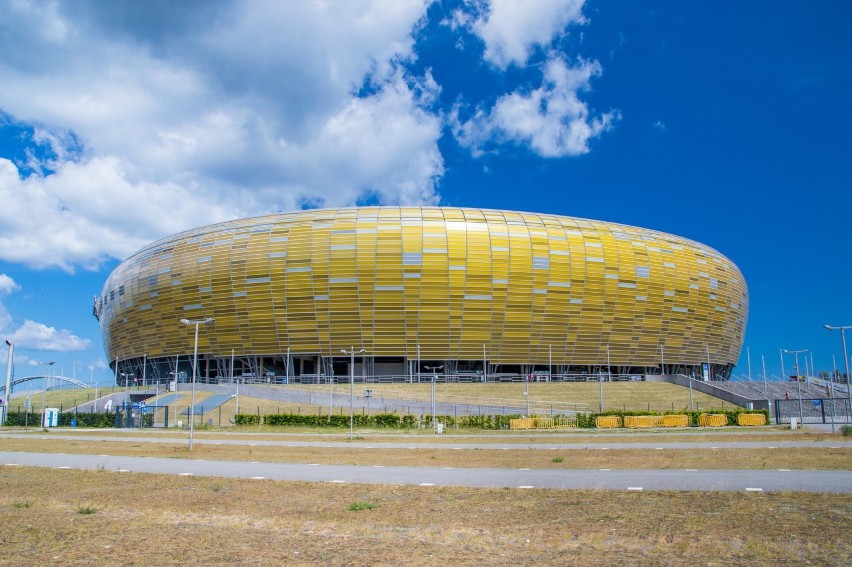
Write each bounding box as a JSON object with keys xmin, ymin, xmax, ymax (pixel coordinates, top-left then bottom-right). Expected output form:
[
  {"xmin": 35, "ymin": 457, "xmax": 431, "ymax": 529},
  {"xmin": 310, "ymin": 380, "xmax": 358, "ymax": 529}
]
[
  {"xmin": 0, "ymin": 274, "xmax": 17, "ymax": 332},
  {"xmin": 458, "ymin": 0, "xmax": 586, "ymax": 68},
  {"xmin": 0, "ymin": 274, "xmax": 20, "ymax": 295},
  {"xmin": 452, "ymin": 57, "xmax": 619, "ymax": 157},
  {"xmin": 0, "ymin": 0, "xmax": 440, "ymax": 269},
  {"xmin": 0, "ymin": 274, "xmax": 89, "ymax": 352},
  {"xmin": 8, "ymin": 320, "xmax": 91, "ymax": 352}
]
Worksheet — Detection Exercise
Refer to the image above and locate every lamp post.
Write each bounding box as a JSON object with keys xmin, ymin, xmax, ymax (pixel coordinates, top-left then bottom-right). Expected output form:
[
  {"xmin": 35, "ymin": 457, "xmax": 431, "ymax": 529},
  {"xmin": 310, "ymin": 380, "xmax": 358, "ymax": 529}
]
[
  {"xmin": 782, "ymin": 348, "xmax": 809, "ymax": 425},
  {"xmin": 37, "ymin": 360, "xmax": 55, "ymax": 427},
  {"xmin": 824, "ymin": 324, "xmax": 852, "ymax": 423},
  {"xmin": 425, "ymin": 365, "xmax": 443, "ymax": 432},
  {"xmin": 3, "ymin": 340, "xmax": 12, "ymax": 425},
  {"xmin": 181, "ymin": 317, "xmax": 214, "ymax": 451},
  {"xmin": 747, "ymin": 347, "xmax": 752, "ymax": 381},
  {"xmin": 602, "ymin": 344, "xmax": 610, "ymax": 413},
  {"xmin": 341, "ymin": 347, "xmax": 365, "ymax": 441}
]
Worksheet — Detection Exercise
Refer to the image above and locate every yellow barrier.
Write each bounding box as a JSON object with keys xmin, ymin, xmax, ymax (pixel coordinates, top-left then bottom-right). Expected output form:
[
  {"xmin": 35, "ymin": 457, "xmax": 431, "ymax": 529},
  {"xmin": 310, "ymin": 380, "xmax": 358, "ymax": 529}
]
[
  {"xmin": 736, "ymin": 413, "xmax": 766, "ymax": 426},
  {"xmin": 510, "ymin": 418, "xmax": 534, "ymax": 430},
  {"xmin": 510, "ymin": 417, "xmax": 578, "ymax": 430},
  {"xmin": 624, "ymin": 415, "xmax": 662, "ymax": 428},
  {"xmin": 596, "ymin": 415, "xmax": 621, "ymax": 429},
  {"xmin": 699, "ymin": 413, "xmax": 728, "ymax": 427},
  {"xmin": 661, "ymin": 414, "xmax": 689, "ymax": 427},
  {"xmin": 542, "ymin": 417, "xmax": 573, "ymax": 429}
]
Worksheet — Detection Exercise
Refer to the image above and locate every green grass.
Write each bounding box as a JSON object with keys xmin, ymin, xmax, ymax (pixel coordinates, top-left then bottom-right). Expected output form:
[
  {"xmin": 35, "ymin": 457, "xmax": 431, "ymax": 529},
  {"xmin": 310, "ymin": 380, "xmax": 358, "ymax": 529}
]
[{"xmin": 347, "ymin": 501, "xmax": 378, "ymax": 511}]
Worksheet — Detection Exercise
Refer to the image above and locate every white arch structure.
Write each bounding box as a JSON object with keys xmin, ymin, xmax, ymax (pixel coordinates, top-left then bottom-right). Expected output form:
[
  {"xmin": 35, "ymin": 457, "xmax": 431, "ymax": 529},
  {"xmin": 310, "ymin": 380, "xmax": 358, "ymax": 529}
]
[{"xmin": 0, "ymin": 375, "xmax": 89, "ymax": 395}]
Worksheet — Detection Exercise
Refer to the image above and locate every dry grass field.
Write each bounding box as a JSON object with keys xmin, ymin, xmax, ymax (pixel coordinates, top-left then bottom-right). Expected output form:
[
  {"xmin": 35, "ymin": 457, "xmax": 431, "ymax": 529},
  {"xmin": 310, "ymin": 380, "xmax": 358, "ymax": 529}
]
[
  {"xmin": 1, "ymin": 466, "xmax": 850, "ymax": 565},
  {"xmin": 289, "ymin": 381, "xmax": 733, "ymax": 413},
  {"xmin": 12, "ymin": 381, "xmax": 737, "ymax": 429}
]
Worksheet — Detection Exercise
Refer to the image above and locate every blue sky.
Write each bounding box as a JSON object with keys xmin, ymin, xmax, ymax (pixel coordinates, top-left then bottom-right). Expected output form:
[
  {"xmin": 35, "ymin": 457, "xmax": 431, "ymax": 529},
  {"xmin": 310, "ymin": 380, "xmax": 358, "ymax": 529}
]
[{"xmin": 0, "ymin": 0, "xmax": 849, "ymax": 384}]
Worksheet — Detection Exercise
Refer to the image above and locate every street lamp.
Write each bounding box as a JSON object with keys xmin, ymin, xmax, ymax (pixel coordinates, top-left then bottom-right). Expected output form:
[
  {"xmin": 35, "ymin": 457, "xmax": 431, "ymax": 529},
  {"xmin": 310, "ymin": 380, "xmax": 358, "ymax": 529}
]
[
  {"xmin": 824, "ymin": 324, "xmax": 852, "ymax": 423},
  {"xmin": 37, "ymin": 360, "xmax": 55, "ymax": 427},
  {"xmin": 341, "ymin": 347, "xmax": 365, "ymax": 441},
  {"xmin": 3, "ymin": 340, "xmax": 12, "ymax": 425},
  {"xmin": 424, "ymin": 365, "xmax": 443, "ymax": 432},
  {"xmin": 181, "ymin": 317, "xmax": 214, "ymax": 451},
  {"xmin": 782, "ymin": 348, "xmax": 809, "ymax": 425},
  {"xmin": 601, "ymin": 344, "xmax": 611, "ymax": 413}
]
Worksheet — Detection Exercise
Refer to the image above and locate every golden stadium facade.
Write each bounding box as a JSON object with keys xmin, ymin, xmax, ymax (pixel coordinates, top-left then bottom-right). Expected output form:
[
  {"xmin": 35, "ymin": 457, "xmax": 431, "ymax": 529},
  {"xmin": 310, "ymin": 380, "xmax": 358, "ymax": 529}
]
[{"xmin": 96, "ymin": 207, "xmax": 748, "ymax": 383}]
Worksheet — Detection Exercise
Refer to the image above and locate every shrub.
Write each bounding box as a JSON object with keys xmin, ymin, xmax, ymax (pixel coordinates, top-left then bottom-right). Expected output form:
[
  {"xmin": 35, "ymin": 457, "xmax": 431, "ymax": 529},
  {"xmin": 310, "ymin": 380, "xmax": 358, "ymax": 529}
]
[
  {"xmin": 234, "ymin": 413, "xmax": 261, "ymax": 426},
  {"xmin": 841, "ymin": 425, "xmax": 852, "ymax": 437}
]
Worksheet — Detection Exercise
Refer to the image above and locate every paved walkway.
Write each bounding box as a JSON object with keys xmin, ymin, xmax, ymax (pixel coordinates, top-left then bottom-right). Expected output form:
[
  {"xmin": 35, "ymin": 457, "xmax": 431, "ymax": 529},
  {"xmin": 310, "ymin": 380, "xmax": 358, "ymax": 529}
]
[{"xmin": 2, "ymin": 451, "xmax": 850, "ymax": 493}]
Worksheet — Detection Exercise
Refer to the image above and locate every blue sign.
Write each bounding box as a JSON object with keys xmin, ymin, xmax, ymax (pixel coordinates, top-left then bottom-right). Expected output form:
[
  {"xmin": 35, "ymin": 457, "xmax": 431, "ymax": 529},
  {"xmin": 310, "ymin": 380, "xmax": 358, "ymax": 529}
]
[{"xmin": 812, "ymin": 399, "xmax": 821, "ymax": 408}]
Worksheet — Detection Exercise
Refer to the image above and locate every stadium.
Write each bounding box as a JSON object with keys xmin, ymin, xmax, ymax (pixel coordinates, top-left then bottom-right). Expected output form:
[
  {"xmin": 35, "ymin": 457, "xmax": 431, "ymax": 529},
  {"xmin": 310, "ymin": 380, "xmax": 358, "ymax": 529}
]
[{"xmin": 95, "ymin": 207, "xmax": 748, "ymax": 386}]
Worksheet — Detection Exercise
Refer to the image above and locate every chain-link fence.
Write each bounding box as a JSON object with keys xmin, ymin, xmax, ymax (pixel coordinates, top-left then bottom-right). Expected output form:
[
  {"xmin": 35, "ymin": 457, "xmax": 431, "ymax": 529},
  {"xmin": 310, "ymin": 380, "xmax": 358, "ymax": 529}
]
[
  {"xmin": 115, "ymin": 405, "xmax": 170, "ymax": 428},
  {"xmin": 773, "ymin": 398, "xmax": 851, "ymax": 424}
]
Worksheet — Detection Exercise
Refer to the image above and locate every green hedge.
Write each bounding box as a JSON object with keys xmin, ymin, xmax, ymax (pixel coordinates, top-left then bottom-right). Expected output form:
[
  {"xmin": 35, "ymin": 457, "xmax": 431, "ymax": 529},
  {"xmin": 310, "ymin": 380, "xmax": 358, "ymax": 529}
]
[
  {"xmin": 232, "ymin": 412, "xmax": 522, "ymax": 430},
  {"xmin": 4, "ymin": 411, "xmax": 118, "ymax": 428},
  {"xmin": 234, "ymin": 413, "xmax": 261, "ymax": 425}
]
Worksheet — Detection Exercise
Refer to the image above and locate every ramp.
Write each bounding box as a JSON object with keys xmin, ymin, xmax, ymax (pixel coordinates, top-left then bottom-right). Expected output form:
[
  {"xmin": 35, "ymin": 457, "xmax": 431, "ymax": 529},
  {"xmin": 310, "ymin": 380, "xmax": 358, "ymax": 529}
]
[
  {"xmin": 150, "ymin": 394, "xmax": 185, "ymax": 406},
  {"xmin": 183, "ymin": 394, "xmax": 234, "ymax": 416}
]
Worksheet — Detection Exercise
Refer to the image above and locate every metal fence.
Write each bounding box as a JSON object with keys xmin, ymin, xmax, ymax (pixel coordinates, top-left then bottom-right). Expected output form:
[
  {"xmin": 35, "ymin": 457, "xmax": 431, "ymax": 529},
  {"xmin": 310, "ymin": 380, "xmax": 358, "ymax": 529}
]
[
  {"xmin": 773, "ymin": 398, "xmax": 851, "ymax": 424},
  {"xmin": 115, "ymin": 405, "xmax": 170, "ymax": 428}
]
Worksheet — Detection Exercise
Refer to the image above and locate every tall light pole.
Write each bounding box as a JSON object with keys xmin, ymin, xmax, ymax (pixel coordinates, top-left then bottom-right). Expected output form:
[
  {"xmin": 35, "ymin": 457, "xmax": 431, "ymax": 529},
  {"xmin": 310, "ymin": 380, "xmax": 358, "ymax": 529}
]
[
  {"xmin": 425, "ymin": 365, "xmax": 443, "ymax": 432},
  {"xmin": 37, "ymin": 360, "xmax": 55, "ymax": 426},
  {"xmin": 602, "ymin": 344, "xmax": 610, "ymax": 413},
  {"xmin": 181, "ymin": 318, "xmax": 214, "ymax": 451},
  {"xmin": 341, "ymin": 347, "xmax": 364, "ymax": 441},
  {"xmin": 3, "ymin": 340, "xmax": 12, "ymax": 425},
  {"xmin": 782, "ymin": 348, "xmax": 809, "ymax": 425},
  {"xmin": 747, "ymin": 347, "xmax": 752, "ymax": 381},
  {"xmin": 824, "ymin": 324, "xmax": 852, "ymax": 423}
]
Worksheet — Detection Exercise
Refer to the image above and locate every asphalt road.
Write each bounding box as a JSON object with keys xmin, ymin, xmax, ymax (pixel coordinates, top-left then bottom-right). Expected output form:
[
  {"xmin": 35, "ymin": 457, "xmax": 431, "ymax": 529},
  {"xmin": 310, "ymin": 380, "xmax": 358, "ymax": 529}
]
[{"xmin": 2, "ymin": 449, "xmax": 851, "ymax": 493}]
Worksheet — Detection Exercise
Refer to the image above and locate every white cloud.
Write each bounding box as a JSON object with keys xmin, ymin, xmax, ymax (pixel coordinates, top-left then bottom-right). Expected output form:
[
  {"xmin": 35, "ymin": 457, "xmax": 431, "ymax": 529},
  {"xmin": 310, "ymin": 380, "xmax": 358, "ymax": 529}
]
[
  {"xmin": 88, "ymin": 359, "xmax": 108, "ymax": 371},
  {"xmin": 8, "ymin": 320, "xmax": 91, "ymax": 352},
  {"xmin": 0, "ymin": 274, "xmax": 17, "ymax": 332},
  {"xmin": 0, "ymin": 274, "xmax": 20, "ymax": 295},
  {"xmin": 463, "ymin": 0, "xmax": 587, "ymax": 68},
  {"xmin": 0, "ymin": 273, "xmax": 91, "ymax": 352},
  {"xmin": 453, "ymin": 57, "xmax": 619, "ymax": 157},
  {"xmin": 0, "ymin": 1, "xmax": 440, "ymax": 270}
]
